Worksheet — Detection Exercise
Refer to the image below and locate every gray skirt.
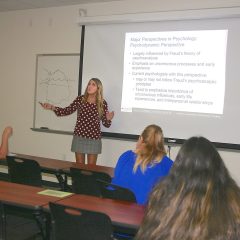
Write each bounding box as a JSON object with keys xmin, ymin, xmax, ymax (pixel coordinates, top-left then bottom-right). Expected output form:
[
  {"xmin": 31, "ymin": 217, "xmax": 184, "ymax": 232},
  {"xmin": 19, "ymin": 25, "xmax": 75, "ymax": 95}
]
[{"xmin": 71, "ymin": 135, "xmax": 102, "ymax": 154}]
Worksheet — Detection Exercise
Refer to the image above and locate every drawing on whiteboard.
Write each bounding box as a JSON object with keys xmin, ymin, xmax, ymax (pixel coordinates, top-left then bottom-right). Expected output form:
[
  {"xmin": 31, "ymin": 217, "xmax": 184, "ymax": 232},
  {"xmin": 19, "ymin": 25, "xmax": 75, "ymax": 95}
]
[
  {"xmin": 38, "ymin": 68, "xmax": 76, "ymax": 105},
  {"xmin": 34, "ymin": 54, "xmax": 79, "ymax": 132}
]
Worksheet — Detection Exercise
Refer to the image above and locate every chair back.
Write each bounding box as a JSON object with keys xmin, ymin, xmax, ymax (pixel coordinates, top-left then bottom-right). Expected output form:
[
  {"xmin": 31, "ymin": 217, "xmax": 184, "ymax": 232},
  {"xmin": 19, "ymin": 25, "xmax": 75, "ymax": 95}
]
[
  {"xmin": 6, "ymin": 156, "xmax": 42, "ymax": 186},
  {"xmin": 97, "ymin": 180, "xmax": 137, "ymax": 203},
  {"xmin": 49, "ymin": 202, "xmax": 113, "ymax": 240},
  {"xmin": 70, "ymin": 167, "xmax": 111, "ymax": 197}
]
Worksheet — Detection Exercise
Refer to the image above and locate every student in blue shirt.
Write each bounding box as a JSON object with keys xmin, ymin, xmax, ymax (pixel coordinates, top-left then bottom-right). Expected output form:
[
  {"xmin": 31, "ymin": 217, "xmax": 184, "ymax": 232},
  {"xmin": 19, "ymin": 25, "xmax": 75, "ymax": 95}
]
[{"xmin": 111, "ymin": 124, "xmax": 173, "ymax": 205}]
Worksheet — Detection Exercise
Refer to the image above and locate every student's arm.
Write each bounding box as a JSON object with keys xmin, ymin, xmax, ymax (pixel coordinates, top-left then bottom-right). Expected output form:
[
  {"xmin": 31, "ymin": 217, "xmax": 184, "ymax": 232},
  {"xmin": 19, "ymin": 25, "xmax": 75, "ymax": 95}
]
[
  {"xmin": 111, "ymin": 150, "xmax": 132, "ymax": 183},
  {"xmin": 0, "ymin": 126, "xmax": 12, "ymax": 159}
]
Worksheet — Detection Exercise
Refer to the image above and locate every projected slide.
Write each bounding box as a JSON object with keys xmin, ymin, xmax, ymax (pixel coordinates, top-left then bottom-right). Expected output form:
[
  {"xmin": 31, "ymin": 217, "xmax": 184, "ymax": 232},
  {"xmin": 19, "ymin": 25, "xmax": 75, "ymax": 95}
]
[
  {"xmin": 82, "ymin": 18, "xmax": 240, "ymax": 147},
  {"xmin": 121, "ymin": 30, "xmax": 228, "ymax": 114}
]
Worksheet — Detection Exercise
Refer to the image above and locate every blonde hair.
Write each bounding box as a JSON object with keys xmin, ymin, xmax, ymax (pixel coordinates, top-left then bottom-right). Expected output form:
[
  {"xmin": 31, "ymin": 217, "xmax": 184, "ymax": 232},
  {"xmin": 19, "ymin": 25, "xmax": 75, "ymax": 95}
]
[
  {"xmin": 133, "ymin": 124, "xmax": 166, "ymax": 173},
  {"xmin": 83, "ymin": 78, "xmax": 104, "ymax": 117}
]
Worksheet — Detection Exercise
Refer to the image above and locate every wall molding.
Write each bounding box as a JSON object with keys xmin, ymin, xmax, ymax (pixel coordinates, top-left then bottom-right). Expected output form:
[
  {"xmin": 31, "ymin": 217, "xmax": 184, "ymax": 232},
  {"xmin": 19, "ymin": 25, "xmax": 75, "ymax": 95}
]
[{"xmin": 77, "ymin": 6, "xmax": 240, "ymax": 25}]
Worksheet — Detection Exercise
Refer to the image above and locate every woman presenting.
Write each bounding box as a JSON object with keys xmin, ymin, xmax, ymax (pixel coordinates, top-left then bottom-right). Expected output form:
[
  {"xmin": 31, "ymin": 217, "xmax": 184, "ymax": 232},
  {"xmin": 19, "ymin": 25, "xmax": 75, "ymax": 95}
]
[{"xmin": 40, "ymin": 78, "xmax": 114, "ymax": 164}]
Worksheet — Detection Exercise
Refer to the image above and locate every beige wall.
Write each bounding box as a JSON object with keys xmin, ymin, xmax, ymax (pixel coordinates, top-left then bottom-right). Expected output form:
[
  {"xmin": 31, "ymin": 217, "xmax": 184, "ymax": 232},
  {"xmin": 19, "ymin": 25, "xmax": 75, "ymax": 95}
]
[{"xmin": 0, "ymin": 0, "xmax": 239, "ymax": 185}]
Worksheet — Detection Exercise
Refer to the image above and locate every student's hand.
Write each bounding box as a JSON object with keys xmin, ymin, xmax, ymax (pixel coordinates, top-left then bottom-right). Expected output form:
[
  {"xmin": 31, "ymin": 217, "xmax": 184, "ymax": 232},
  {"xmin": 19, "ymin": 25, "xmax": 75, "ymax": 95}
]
[
  {"xmin": 106, "ymin": 111, "xmax": 114, "ymax": 121},
  {"xmin": 39, "ymin": 102, "xmax": 55, "ymax": 111},
  {"xmin": 3, "ymin": 126, "xmax": 13, "ymax": 138}
]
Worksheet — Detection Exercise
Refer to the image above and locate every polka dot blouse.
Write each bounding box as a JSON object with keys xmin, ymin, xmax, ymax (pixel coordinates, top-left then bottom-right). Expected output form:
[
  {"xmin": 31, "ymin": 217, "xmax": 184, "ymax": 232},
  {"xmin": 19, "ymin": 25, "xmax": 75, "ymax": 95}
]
[{"xmin": 54, "ymin": 95, "xmax": 112, "ymax": 139}]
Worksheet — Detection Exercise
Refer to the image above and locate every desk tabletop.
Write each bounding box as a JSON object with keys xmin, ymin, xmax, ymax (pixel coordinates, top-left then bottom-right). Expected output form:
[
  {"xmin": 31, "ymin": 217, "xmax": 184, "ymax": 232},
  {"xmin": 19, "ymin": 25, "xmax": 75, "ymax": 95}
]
[
  {"xmin": 62, "ymin": 162, "xmax": 114, "ymax": 177},
  {"xmin": 51, "ymin": 194, "xmax": 144, "ymax": 230},
  {"xmin": 0, "ymin": 181, "xmax": 64, "ymax": 209},
  {"xmin": 2, "ymin": 154, "xmax": 115, "ymax": 177},
  {"xmin": 13, "ymin": 154, "xmax": 74, "ymax": 172}
]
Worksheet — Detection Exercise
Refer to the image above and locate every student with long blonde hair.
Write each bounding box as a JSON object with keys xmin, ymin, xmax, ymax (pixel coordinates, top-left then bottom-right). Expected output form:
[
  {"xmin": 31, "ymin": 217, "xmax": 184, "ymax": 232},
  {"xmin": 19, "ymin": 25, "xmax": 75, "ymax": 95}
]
[
  {"xmin": 136, "ymin": 136, "xmax": 240, "ymax": 240},
  {"xmin": 41, "ymin": 78, "xmax": 114, "ymax": 164},
  {"xmin": 0, "ymin": 126, "xmax": 13, "ymax": 159},
  {"xmin": 111, "ymin": 124, "xmax": 173, "ymax": 204}
]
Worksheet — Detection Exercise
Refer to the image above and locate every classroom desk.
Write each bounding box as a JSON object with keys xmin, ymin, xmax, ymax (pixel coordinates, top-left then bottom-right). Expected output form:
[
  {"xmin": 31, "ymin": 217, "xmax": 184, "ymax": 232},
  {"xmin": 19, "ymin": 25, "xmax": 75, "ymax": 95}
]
[
  {"xmin": 12, "ymin": 154, "xmax": 115, "ymax": 177},
  {"xmin": 10, "ymin": 153, "xmax": 74, "ymax": 174},
  {"xmin": 0, "ymin": 180, "xmax": 72, "ymax": 240},
  {"xmin": 45, "ymin": 194, "xmax": 145, "ymax": 232},
  {"xmin": 0, "ymin": 154, "xmax": 75, "ymax": 190},
  {"xmin": 0, "ymin": 180, "xmax": 144, "ymax": 238},
  {"xmin": 0, "ymin": 153, "xmax": 115, "ymax": 190},
  {"xmin": 0, "ymin": 180, "xmax": 65, "ymax": 209},
  {"xmin": 61, "ymin": 162, "xmax": 114, "ymax": 177}
]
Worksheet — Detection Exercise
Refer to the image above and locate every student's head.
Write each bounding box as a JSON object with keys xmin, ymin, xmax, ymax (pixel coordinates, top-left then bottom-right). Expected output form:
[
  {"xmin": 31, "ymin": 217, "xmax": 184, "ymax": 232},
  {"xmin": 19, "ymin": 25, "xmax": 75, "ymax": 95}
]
[
  {"xmin": 133, "ymin": 124, "xmax": 166, "ymax": 172},
  {"xmin": 84, "ymin": 78, "xmax": 104, "ymax": 116},
  {"xmin": 172, "ymin": 136, "xmax": 230, "ymax": 188},
  {"xmin": 136, "ymin": 136, "xmax": 240, "ymax": 240}
]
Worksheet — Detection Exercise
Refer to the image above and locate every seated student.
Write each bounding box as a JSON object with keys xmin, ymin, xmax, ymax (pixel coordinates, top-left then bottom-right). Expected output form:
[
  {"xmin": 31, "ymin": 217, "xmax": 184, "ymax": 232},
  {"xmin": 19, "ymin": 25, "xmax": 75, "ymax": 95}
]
[
  {"xmin": 136, "ymin": 136, "xmax": 240, "ymax": 240},
  {"xmin": 0, "ymin": 126, "xmax": 13, "ymax": 159},
  {"xmin": 111, "ymin": 124, "xmax": 173, "ymax": 205}
]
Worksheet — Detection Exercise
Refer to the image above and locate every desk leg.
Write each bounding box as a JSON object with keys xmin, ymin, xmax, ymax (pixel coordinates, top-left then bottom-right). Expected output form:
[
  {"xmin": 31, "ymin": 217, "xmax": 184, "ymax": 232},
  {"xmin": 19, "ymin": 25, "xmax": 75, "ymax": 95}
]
[
  {"xmin": 55, "ymin": 173, "xmax": 70, "ymax": 191},
  {"xmin": 33, "ymin": 210, "xmax": 50, "ymax": 240},
  {"xmin": 55, "ymin": 173, "xmax": 66, "ymax": 191},
  {"xmin": 0, "ymin": 204, "xmax": 6, "ymax": 240}
]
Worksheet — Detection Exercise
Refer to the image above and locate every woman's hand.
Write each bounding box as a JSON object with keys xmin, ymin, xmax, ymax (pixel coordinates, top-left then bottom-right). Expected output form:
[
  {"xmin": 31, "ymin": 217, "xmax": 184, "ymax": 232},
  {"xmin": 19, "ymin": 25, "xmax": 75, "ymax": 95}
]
[
  {"xmin": 106, "ymin": 111, "xmax": 114, "ymax": 121},
  {"xmin": 39, "ymin": 102, "xmax": 55, "ymax": 111}
]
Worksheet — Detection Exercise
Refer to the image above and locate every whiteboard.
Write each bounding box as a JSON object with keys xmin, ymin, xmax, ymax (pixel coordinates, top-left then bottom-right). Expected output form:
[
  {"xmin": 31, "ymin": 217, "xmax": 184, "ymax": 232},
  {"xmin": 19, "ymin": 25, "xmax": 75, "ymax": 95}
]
[{"xmin": 33, "ymin": 54, "xmax": 80, "ymax": 133}]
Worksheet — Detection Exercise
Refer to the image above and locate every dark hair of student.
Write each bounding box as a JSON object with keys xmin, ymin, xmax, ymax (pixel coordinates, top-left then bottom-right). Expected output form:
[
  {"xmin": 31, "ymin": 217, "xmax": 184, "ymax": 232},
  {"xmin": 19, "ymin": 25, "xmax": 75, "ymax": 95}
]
[{"xmin": 135, "ymin": 136, "xmax": 240, "ymax": 240}]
